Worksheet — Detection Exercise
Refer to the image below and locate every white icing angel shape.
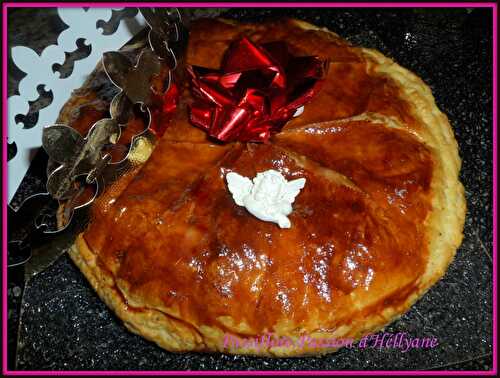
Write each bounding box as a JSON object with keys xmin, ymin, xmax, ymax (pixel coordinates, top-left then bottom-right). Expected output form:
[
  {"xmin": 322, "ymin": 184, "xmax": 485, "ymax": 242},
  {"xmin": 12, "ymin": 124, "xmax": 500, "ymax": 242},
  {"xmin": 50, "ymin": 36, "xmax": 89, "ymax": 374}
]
[{"xmin": 226, "ymin": 170, "xmax": 306, "ymax": 229}]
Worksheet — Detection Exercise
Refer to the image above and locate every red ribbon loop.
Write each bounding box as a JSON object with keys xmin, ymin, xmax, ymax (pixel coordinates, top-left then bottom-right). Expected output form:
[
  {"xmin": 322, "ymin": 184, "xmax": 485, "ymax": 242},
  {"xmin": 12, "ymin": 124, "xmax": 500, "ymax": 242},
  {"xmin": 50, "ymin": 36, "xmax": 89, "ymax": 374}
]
[{"xmin": 187, "ymin": 37, "xmax": 329, "ymax": 143}]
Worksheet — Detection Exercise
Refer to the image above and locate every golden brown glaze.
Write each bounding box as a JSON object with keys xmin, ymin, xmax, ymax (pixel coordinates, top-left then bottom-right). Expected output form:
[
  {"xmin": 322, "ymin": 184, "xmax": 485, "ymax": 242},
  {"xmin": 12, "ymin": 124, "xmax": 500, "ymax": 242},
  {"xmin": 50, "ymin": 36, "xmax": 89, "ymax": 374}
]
[{"xmin": 78, "ymin": 18, "xmax": 437, "ymax": 338}]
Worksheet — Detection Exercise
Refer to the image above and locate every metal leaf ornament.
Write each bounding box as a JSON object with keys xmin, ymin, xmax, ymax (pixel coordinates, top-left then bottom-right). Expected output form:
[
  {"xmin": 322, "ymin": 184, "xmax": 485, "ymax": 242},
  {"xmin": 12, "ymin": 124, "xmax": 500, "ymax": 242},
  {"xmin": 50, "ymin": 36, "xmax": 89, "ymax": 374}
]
[
  {"xmin": 139, "ymin": 7, "xmax": 180, "ymax": 68},
  {"xmin": 43, "ymin": 48, "xmax": 163, "ymax": 200},
  {"xmin": 42, "ymin": 7, "xmax": 180, "ymax": 207},
  {"xmin": 10, "ymin": 7, "xmax": 183, "ymax": 274},
  {"xmin": 103, "ymin": 48, "xmax": 161, "ymax": 109},
  {"xmin": 43, "ymin": 119, "xmax": 120, "ymax": 200}
]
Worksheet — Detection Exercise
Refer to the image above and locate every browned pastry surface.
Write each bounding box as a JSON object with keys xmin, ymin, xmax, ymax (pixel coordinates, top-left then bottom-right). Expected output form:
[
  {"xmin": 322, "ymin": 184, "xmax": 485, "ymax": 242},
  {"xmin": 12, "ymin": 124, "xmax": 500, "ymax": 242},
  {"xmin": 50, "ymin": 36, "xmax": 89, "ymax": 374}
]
[{"xmin": 67, "ymin": 18, "xmax": 466, "ymax": 356}]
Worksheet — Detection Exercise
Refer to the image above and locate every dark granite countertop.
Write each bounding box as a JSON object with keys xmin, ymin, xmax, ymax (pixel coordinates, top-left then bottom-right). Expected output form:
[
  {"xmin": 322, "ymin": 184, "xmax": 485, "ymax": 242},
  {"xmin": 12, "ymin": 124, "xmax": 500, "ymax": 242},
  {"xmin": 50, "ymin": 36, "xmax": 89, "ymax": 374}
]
[{"xmin": 7, "ymin": 6, "xmax": 493, "ymax": 371}]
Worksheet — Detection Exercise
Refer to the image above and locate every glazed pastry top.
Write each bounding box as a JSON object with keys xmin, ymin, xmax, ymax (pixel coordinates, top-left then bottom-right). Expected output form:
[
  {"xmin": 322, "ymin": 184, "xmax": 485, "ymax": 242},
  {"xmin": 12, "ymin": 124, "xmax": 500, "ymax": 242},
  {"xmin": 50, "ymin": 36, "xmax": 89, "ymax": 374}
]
[{"xmin": 79, "ymin": 18, "xmax": 434, "ymax": 334}]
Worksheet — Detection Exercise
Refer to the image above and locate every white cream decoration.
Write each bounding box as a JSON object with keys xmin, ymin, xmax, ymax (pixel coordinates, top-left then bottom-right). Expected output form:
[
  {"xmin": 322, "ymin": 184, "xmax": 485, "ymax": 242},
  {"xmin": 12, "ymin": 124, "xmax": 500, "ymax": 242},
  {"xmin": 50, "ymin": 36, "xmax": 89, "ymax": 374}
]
[{"xmin": 226, "ymin": 170, "xmax": 306, "ymax": 229}]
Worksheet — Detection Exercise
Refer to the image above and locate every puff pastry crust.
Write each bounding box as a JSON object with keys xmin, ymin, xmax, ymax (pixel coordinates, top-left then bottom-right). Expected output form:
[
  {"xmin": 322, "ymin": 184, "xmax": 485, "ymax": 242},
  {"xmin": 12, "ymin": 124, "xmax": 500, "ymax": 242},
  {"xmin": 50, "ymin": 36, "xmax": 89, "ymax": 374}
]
[{"xmin": 65, "ymin": 18, "xmax": 466, "ymax": 357}]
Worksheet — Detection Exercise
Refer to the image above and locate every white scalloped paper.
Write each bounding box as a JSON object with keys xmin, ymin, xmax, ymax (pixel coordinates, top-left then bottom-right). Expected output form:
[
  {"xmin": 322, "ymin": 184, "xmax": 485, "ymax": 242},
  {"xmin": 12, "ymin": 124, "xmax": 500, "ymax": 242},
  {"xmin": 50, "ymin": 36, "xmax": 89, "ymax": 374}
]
[{"xmin": 8, "ymin": 8, "xmax": 146, "ymax": 202}]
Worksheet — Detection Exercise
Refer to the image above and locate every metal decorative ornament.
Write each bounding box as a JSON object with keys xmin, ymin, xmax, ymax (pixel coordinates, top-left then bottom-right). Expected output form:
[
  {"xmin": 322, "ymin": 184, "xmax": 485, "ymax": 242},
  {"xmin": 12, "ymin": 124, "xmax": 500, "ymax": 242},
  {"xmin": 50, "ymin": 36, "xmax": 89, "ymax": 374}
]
[{"xmin": 8, "ymin": 8, "xmax": 183, "ymax": 273}]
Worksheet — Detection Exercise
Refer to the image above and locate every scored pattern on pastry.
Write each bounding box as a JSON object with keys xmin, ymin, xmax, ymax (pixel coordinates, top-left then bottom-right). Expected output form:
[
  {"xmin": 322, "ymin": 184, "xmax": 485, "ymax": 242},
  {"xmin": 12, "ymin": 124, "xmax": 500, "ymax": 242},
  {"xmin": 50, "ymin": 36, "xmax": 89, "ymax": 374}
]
[{"xmin": 66, "ymin": 18, "xmax": 465, "ymax": 356}]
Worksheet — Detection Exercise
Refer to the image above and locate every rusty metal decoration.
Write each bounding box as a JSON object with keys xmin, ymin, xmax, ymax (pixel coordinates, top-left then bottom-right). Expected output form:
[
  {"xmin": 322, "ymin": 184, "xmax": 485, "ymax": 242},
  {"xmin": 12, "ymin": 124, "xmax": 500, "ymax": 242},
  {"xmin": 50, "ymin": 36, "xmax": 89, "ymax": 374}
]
[{"xmin": 8, "ymin": 7, "xmax": 184, "ymax": 272}]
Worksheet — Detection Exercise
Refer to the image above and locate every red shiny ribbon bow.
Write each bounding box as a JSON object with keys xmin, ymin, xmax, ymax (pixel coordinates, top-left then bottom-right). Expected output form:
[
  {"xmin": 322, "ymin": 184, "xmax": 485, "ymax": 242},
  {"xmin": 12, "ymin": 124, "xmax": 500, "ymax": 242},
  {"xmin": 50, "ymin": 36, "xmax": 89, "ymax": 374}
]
[{"xmin": 187, "ymin": 37, "xmax": 329, "ymax": 143}]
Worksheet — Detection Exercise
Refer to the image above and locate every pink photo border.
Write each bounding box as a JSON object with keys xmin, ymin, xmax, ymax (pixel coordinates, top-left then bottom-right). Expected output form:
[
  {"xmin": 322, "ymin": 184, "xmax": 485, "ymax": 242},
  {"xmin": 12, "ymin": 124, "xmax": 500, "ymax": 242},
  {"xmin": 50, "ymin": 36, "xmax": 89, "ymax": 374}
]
[{"xmin": 1, "ymin": 1, "xmax": 497, "ymax": 376}]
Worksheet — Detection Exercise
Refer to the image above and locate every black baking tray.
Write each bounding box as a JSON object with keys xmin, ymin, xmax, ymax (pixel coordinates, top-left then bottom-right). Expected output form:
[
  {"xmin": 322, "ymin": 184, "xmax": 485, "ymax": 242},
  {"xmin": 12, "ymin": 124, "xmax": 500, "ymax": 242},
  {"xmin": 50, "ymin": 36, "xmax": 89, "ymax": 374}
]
[{"xmin": 7, "ymin": 7, "xmax": 493, "ymax": 371}]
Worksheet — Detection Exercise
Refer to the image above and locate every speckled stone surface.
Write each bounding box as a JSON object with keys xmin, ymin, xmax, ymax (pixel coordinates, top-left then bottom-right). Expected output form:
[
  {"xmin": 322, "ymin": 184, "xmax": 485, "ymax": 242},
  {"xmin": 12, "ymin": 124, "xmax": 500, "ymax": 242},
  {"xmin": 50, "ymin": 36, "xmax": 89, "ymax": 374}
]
[{"xmin": 7, "ymin": 7, "xmax": 493, "ymax": 371}]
